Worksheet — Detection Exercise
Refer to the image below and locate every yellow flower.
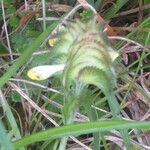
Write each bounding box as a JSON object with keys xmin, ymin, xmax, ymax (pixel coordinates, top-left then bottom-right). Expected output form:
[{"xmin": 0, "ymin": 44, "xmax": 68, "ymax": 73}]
[{"xmin": 48, "ymin": 38, "xmax": 57, "ymax": 47}]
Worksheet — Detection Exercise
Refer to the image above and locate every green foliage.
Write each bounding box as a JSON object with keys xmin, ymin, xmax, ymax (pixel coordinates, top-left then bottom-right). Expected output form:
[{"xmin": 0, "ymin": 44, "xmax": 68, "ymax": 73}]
[
  {"xmin": 9, "ymin": 16, "xmax": 19, "ymax": 28},
  {"xmin": 1, "ymin": 0, "xmax": 19, "ymax": 28},
  {"xmin": 12, "ymin": 29, "xmax": 41, "ymax": 53},
  {"xmin": 104, "ymin": 0, "xmax": 129, "ymax": 20},
  {"xmin": 0, "ymin": 22, "xmax": 58, "ymax": 88},
  {"xmin": 144, "ymin": 0, "xmax": 150, "ymax": 4},
  {"xmin": 79, "ymin": 88, "xmax": 100, "ymax": 149},
  {"xmin": 80, "ymin": 10, "xmax": 94, "ymax": 18},
  {"xmin": 62, "ymin": 95, "xmax": 77, "ymax": 124},
  {"xmin": 13, "ymin": 120, "xmax": 150, "ymax": 149},
  {"xmin": 3, "ymin": 0, "xmax": 13, "ymax": 5},
  {"xmin": 6, "ymin": 4, "xmax": 16, "ymax": 14},
  {"xmin": 11, "ymin": 91, "xmax": 21, "ymax": 102}
]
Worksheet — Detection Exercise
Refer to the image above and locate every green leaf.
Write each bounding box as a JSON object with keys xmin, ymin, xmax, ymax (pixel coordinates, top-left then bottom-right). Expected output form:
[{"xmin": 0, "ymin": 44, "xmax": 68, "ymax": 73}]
[
  {"xmin": 6, "ymin": 5, "xmax": 16, "ymax": 14},
  {"xmin": 9, "ymin": 16, "xmax": 19, "ymax": 28},
  {"xmin": 104, "ymin": 0, "xmax": 129, "ymax": 20},
  {"xmin": 13, "ymin": 120, "xmax": 150, "ymax": 149}
]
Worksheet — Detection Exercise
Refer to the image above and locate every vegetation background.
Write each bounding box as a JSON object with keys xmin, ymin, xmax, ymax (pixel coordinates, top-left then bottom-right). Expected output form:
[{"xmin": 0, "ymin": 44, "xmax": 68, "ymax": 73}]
[{"xmin": 0, "ymin": 0, "xmax": 150, "ymax": 150}]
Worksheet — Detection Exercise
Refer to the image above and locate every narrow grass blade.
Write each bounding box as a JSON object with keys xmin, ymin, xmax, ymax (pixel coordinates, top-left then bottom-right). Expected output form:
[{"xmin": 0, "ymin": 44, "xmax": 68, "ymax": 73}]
[
  {"xmin": 0, "ymin": 121, "xmax": 14, "ymax": 150},
  {"xmin": 0, "ymin": 90, "xmax": 24, "ymax": 150},
  {"xmin": 14, "ymin": 120, "xmax": 150, "ymax": 149}
]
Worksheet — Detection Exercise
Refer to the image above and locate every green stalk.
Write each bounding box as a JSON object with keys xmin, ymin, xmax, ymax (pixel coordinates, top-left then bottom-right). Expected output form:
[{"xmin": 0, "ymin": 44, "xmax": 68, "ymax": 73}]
[
  {"xmin": 58, "ymin": 136, "xmax": 68, "ymax": 150},
  {"xmin": 58, "ymin": 95, "xmax": 77, "ymax": 150},
  {"xmin": 104, "ymin": 89, "xmax": 130, "ymax": 149},
  {"xmin": 104, "ymin": 89, "xmax": 120, "ymax": 118}
]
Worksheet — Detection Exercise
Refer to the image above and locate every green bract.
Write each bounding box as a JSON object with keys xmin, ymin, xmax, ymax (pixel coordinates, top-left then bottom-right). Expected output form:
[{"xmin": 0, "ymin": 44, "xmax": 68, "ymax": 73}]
[{"xmin": 51, "ymin": 19, "xmax": 119, "ymax": 90}]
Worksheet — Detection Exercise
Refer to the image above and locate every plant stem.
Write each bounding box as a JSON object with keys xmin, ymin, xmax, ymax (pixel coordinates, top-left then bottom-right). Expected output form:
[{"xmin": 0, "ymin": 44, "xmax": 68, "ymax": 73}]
[{"xmin": 58, "ymin": 136, "xmax": 68, "ymax": 150}]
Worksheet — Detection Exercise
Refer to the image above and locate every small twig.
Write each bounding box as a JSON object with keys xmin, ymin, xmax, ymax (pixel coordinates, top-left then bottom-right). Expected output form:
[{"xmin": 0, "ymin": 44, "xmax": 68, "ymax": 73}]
[
  {"xmin": 42, "ymin": 0, "xmax": 46, "ymax": 31},
  {"xmin": 140, "ymin": 75, "xmax": 150, "ymax": 97},
  {"xmin": 9, "ymin": 78, "xmax": 61, "ymax": 94},
  {"xmin": 9, "ymin": 81, "xmax": 59, "ymax": 126},
  {"xmin": 112, "ymin": 27, "xmax": 150, "ymax": 32},
  {"xmin": 36, "ymin": 17, "xmax": 62, "ymax": 21},
  {"xmin": 24, "ymin": 0, "xmax": 28, "ymax": 11},
  {"xmin": 0, "ymin": 50, "xmax": 50, "ymax": 57},
  {"xmin": 138, "ymin": 0, "xmax": 144, "ymax": 23},
  {"xmin": 114, "ymin": 4, "xmax": 150, "ymax": 18},
  {"xmin": 109, "ymin": 36, "xmax": 149, "ymax": 51},
  {"xmin": 91, "ymin": 105, "xmax": 111, "ymax": 115}
]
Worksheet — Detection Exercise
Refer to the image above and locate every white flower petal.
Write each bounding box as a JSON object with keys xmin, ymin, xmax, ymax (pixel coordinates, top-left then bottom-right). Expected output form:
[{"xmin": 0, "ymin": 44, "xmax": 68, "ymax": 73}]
[{"xmin": 27, "ymin": 64, "xmax": 65, "ymax": 80}]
